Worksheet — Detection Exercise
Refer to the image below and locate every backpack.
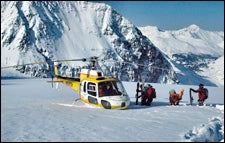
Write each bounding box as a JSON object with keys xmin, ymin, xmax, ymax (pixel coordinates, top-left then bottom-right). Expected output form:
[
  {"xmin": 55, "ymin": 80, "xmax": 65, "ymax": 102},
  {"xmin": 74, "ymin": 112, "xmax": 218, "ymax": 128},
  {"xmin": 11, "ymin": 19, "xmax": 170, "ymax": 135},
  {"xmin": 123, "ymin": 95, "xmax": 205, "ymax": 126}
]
[
  {"xmin": 146, "ymin": 87, "xmax": 156, "ymax": 98},
  {"xmin": 203, "ymin": 88, "xmax": 208, "ymax": 99},
  {"xmin": 151, "ymin": 88, "xmax": 156, "ymax": 98}
]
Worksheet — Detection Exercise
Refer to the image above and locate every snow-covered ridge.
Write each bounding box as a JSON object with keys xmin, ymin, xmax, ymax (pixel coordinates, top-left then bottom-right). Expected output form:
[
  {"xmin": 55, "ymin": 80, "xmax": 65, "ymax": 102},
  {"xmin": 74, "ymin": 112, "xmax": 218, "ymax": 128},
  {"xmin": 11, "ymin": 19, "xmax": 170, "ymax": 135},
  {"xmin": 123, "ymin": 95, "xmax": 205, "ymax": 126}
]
[
  {"xmin": 139, "ymin": 25, "xmax": 224, "ymax": 86},
  {"xmin": 139, "ymin": 24, "xmax": 224, "ymax": 57}
]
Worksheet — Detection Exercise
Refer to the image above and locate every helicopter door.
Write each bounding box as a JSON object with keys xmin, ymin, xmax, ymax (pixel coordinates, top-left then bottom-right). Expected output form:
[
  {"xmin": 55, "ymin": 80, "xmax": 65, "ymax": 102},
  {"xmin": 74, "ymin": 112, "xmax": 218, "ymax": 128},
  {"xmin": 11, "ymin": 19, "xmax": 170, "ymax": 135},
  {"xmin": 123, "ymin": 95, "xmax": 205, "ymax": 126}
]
[
  {"xmin": 80, "ymin": 81, "xmax": 88, "ymax": 98},
  {"xmin": 86, "ymin": 82, "xmax": 98, "ymax": 104}
]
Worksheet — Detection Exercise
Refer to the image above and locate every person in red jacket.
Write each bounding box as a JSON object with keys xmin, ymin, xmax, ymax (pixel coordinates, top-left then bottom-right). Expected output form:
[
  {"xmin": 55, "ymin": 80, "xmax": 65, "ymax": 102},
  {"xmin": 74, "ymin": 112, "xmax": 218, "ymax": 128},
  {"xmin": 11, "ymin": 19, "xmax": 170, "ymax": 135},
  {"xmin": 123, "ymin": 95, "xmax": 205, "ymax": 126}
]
[
  {"xmin": 190, "ymin": 83, "xmax": 208, "ymax": 106},
  {"xmin": 141, "ymin": 84, "xmax": 156, "ymax": 106},
  {"xmin": 169, "ymin": 89, "xmax": 184, "ymax": 105}
]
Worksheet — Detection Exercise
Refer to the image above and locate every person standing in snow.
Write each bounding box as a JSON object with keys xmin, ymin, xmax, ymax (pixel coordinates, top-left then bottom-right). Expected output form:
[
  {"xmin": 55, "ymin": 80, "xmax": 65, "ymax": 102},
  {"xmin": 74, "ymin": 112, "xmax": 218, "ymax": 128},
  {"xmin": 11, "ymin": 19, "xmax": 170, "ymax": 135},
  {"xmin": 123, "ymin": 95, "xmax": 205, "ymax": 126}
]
[
  {"xmin": 169, "ymin": 89, "xmax": 184, "ymax": 105},
  {"xmin": 141, "ymin": 84, "xmax": 156, "ymax": 106},
  {"xmin": 190, "ymin": 83, "xmax": 208, "ymax": 106}
]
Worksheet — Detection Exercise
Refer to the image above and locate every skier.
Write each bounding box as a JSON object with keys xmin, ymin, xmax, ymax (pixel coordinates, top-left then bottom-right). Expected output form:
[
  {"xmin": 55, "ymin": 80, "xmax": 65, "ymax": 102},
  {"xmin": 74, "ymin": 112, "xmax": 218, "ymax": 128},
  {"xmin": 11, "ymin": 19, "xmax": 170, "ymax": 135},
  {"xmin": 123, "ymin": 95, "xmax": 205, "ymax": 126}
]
[
  {"xmin": 169, "ymin": 89, "xmax": 184, "ymax": 105},
  {"xmin": 141, "ymin": 84, "xmax": 156, "ymax": 106},
  {"xmin": 190, "ymin": 83, "xmax": 208, "ymax": 106}
]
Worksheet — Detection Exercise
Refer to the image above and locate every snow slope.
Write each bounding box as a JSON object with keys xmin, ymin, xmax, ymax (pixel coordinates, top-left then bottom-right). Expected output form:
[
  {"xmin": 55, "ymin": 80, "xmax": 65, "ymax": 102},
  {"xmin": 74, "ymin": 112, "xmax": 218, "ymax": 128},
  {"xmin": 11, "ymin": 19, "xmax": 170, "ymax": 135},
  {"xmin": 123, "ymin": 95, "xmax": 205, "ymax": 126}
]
[{"xmin": 1, "ymin": 78, "xmax": 224, "ymax": 142}]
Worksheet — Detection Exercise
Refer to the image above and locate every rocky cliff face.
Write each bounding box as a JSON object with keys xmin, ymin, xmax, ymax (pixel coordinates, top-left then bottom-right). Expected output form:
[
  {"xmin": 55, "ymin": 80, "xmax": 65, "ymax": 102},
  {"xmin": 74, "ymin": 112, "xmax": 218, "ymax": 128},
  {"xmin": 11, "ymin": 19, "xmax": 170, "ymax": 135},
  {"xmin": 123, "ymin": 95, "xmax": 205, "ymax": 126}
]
[{"xmin": 1, "ymin": 1, "xmax": 178, "ymax": 83}]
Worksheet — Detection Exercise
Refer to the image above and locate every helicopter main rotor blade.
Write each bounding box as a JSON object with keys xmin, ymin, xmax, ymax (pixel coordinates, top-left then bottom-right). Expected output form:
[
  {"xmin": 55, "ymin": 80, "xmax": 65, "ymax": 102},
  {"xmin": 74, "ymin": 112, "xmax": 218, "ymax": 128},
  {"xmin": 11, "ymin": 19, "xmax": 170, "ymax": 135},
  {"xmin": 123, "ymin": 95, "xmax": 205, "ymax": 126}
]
[
  {"xmin": 53, "ymin": 58, "xmax": 87, "ymax": 63},
  {"xmin": 1, "ymin": 56, "xmax": 100, "ymax": 69},
  {"xmin": 1, "ymin": 61, "xmax": 47, "ymax": 69},
  {"xmin": 53, "ymin": 57, "xmax": 100, "ymax": 63}
]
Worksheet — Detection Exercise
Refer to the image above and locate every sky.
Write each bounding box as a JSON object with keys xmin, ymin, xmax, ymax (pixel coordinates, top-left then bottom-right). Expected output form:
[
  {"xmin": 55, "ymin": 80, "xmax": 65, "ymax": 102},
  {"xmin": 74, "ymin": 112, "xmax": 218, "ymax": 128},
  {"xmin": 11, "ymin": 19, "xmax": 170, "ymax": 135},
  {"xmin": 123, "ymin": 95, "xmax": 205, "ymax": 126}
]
[
  {"xmin": 1, "ymin": 77, "xmax": 224, "ymax": 142},
  {"xmin": 100, "ymin": 1, "xmax": 224, "ymax": 31}
]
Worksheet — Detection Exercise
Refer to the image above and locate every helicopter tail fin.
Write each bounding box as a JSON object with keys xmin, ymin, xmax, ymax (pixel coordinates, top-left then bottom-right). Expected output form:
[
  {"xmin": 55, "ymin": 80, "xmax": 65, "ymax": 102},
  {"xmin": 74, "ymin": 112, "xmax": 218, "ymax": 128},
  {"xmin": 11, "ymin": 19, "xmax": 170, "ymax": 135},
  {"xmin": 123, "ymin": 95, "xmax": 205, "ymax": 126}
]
[{"xmin": 53, "ymin": 62, "xmax": 59, "ymax": 77}]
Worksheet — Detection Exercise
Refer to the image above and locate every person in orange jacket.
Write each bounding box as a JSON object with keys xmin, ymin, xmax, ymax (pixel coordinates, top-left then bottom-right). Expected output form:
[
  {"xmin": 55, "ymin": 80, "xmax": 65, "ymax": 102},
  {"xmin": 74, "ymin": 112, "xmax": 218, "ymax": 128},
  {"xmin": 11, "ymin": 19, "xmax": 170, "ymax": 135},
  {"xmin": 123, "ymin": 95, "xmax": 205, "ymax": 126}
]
[{"xmin": 169, "ymin": 89, "xmax": 184, "ymax": 105}]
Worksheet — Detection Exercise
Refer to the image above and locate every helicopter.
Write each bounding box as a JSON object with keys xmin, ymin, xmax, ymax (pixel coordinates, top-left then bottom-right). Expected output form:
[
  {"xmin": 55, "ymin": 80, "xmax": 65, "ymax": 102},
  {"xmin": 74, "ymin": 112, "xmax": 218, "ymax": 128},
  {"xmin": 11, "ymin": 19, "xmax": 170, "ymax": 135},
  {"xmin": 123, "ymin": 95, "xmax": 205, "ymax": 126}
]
[{"xmin": 1, "ymin": 56, "xmax": 131, "ymax": 109}]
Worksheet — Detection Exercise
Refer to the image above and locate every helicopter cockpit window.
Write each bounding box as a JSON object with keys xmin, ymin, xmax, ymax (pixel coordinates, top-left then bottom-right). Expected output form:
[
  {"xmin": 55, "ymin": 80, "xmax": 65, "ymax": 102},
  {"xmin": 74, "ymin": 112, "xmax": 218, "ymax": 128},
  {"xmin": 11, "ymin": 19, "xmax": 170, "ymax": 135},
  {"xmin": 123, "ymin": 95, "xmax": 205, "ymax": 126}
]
[
  {"xmin": 115, "ymin": 80, "xmax": 127, "ymax": 96},
  {"xmin": 98, "ymin": 81, "xmax": 124, "ymax": 97},
  {"xmin": 87, "ymin": 82, "xmax": 96, "ymax": 96}
]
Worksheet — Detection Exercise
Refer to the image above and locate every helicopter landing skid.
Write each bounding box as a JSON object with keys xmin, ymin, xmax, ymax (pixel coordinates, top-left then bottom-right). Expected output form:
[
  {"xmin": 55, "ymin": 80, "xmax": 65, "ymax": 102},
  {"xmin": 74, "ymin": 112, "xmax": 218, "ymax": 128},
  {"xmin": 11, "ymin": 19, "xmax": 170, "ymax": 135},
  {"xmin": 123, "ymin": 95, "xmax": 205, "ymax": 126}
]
[{"xmin": 74, "ymin": 98, "xmax": 81, "ymax": 103}]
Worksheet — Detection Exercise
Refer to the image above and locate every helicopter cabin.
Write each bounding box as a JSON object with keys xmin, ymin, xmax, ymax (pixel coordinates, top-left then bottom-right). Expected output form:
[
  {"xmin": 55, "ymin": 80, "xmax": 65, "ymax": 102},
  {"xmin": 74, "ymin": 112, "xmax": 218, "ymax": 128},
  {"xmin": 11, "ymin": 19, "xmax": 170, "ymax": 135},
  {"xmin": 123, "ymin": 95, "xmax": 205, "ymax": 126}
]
[{"xmin": 79, "ymin": 69, "xmax": 130, "ymax": 109}]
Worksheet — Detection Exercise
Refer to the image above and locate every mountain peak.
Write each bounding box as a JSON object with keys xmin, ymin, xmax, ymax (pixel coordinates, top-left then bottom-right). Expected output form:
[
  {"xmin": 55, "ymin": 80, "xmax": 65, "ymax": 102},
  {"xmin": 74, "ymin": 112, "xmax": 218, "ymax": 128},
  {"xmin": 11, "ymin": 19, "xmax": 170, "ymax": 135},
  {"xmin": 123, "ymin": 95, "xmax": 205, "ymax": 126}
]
[{"xmin": 187, "ymin": 24, "xmax": 200, "ymax": 31}]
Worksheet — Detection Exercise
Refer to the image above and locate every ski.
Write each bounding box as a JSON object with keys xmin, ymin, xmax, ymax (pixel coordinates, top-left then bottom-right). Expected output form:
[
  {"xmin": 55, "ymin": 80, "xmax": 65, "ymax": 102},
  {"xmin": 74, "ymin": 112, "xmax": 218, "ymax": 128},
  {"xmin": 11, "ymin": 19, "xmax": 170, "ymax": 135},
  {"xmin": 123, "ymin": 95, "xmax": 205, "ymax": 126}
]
[
  {"xmin": 189, "ymin": 88, "xmax": 193, "ymax": 105},
  {"xmin": 140, "ymin": 78, "xmax": 145, "ymax": 105},
  {"xmin": 135, "ymin": 82, "xmax": 140, "ymax": 105},
  {"xmin": 141, "ymin": 78, "xmax": 145, "ymax": 93},
  {"xmin": 135, "ymin": 78, "xmax": 145, "ymax": 105}
]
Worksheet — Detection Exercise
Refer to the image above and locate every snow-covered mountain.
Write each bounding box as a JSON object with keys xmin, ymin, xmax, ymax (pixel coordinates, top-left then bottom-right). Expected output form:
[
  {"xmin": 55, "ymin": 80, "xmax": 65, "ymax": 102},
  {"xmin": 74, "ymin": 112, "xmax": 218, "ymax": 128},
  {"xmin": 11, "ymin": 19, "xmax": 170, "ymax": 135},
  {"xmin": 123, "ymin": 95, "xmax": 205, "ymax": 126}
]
[
  {"xmin": 1, "ymin": 1, "xmax": 178, "ymax": 84},
  {"xmin": 139, "ymin": 25, "xmax": 224, "ymax": 86},
  {"xmin": 1, "ymin": 1, "xmax": 224, "ymax": 86}
]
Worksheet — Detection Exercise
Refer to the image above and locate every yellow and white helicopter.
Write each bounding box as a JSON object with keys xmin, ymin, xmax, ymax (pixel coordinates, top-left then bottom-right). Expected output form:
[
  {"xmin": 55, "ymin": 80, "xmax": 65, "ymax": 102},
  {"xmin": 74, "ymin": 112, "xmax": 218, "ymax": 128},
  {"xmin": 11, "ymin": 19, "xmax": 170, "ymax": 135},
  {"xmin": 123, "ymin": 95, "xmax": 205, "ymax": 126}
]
[{"xmin": 2, "ymin": 56, "xmax": 131, "ymax": 109}]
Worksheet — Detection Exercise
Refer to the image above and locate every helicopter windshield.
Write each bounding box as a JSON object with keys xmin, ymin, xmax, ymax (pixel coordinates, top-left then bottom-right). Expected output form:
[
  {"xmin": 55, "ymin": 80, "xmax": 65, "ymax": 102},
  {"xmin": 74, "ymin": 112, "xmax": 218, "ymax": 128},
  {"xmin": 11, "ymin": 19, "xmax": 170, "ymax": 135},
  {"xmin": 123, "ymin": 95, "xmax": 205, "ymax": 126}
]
[{"xmin": 98, "ymin": 81, "xmax": 127, "ymax": 97}]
